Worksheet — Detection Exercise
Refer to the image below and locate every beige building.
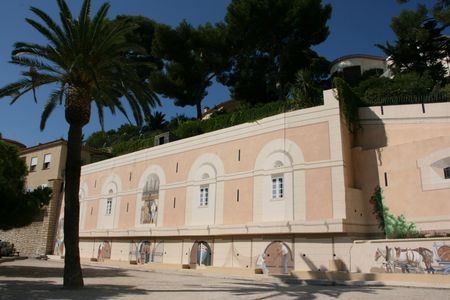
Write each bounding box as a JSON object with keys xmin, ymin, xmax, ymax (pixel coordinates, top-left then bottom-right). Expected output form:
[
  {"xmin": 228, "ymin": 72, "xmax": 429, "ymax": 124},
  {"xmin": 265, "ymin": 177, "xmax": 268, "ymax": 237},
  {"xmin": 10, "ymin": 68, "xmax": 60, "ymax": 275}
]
[
  {"xmin": 0, "ymin": 139, "xmax": 111, "ymax": 256},
  {"xmin": 64, "ymin": 90, "xmax": 450, "ymax": 275}
]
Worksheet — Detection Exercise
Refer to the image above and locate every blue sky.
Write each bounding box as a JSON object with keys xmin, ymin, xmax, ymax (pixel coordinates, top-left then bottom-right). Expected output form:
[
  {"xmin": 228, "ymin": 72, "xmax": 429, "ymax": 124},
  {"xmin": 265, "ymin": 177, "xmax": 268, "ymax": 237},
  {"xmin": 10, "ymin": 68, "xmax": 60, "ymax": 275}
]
[{"xmin": 0, "ymin": 0, "xmax": 422, "ymax": 147}]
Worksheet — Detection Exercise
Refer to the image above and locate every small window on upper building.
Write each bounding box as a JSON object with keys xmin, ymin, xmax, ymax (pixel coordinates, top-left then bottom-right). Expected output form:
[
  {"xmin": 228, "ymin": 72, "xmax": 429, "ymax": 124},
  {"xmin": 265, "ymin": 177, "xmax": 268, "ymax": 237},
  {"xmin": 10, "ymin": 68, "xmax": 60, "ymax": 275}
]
[
  {"xmin": 272, "ymin": 175, "xmax": 284, "ymax": 199},
  {"xmin": 444, "ymin": 167, "xmax": 450, "ymax": 179},
  {"xmin": 43, "ymin": 154, "xmax": 51, "ymax": 169},
  {"xmin": 30, "ymin": 157, "xmax": 38, "ymax": 172}
]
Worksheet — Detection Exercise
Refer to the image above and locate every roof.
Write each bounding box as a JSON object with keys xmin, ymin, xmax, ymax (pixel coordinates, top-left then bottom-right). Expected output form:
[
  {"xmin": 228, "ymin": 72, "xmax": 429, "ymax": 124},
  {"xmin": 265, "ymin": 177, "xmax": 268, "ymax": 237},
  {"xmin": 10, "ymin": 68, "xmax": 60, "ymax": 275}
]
[
  {"xmin": 331, "ymin": 54, "xmax": 386, "ymax": 65},
  {"xmin": 0, "ymin": 137, "xmax": 27, "ymax": 150},
  {"xmin": 20, "ymin": 138, "xmax": 112, "ymax": 158},
  {"xmin": 20, "ymin": 138, "xmax": 67, "ymax": 154}
]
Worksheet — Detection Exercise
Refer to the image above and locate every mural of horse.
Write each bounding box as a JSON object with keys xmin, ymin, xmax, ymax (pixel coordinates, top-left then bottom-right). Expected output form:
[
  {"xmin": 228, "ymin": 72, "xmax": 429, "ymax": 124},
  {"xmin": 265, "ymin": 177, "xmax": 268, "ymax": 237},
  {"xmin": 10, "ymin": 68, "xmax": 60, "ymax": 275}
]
[{"xmin": 375, "ymin": 246, "xmax": 434, "ymax": 273}]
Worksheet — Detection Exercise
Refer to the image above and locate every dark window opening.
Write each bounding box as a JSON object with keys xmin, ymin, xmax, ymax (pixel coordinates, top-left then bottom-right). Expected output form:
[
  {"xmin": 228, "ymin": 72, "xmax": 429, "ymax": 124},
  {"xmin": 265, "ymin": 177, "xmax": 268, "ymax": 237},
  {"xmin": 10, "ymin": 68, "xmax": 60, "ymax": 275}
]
[
  {"xmin": 444, "ymin": 167, "xmax": 450, "ymax": 179},
  {"xmin": 173, "ymin": 197, "xmax": 176, "ymax": 208}
]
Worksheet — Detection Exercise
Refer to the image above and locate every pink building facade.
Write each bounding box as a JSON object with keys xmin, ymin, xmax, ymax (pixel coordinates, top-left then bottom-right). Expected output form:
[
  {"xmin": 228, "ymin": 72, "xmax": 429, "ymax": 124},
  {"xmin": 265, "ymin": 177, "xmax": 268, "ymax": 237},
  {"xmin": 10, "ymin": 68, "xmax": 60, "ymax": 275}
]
[{"xmin": 65, "ymin": 90, "xmax": 450, "ymax": 274}]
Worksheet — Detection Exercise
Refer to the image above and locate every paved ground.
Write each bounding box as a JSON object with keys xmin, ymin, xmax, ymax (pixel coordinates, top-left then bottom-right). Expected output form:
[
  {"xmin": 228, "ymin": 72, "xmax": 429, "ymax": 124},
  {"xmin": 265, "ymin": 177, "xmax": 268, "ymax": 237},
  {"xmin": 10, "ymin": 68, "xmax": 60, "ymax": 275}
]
[{"xmin": 0, "ymin": 259, "xmax": 449, "ymax": 300}]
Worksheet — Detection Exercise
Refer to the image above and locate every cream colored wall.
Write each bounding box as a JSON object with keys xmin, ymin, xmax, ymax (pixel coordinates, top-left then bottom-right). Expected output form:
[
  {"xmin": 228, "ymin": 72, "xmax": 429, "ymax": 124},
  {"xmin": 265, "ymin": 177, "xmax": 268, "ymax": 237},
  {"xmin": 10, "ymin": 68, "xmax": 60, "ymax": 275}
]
[
  {"xmin": 305, "ymin": 168, "xmax": 333, "ymax": 220},
  {"xmin": 21, "ymin": 143, "xmax": 65, "ymax": 188},
  {"xmin": 223, "ymin": 178, "xmax": 253, "ymax": 225},
  {"xmin": 162, "ymin": 187, "xmax": 186, "ymax": 228},
  {"xmin": 353, "ymin": 103, "xmax": 450, "ymax": 233},
  {"xmin": 163, "ymin": 240, "xmax": 183, "ymax": 264},
  {"xmin": 117, "ymin": 194, "xmax": 136, "ymax": 229},
  {"xmin": 79, "ymin": 91, "xmax": 349, "ymax": 237}
]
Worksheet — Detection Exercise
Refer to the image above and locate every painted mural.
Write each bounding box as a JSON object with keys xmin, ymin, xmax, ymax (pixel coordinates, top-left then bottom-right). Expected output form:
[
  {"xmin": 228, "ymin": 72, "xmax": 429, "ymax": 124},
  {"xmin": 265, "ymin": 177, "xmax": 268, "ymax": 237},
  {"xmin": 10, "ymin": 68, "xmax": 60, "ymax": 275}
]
[
  {"xmin": 374, "ymin": 243, "xmax": 450, "ymax": 274},
  {"xmin": 140, "ymin": 200, "xmax": 158, "ymax": 224},
  {"xmin": 263, "ymin": 242, "xmax": 294, "ymax": 275},
  {"xmin": 53, "ymin": 218, "xmax": 64, "ymax": 257},
  {"xmin": 97, "ymin": 241, "xmax": 111, "ymax": 261},
  {"xmin": 128, "ymin": 240, "xmax": 164, "ymax": 264}
]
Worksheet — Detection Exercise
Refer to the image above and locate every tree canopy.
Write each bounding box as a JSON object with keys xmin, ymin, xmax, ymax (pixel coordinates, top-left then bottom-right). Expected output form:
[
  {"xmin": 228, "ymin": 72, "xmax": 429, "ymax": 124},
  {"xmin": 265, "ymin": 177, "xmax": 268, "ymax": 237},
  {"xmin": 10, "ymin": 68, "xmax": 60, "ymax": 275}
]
[
  {"xmin": 0, "ymin": 138, "xmax": 51, "ymax": 230},
  {"xmin": 150, "ymin": 21, "xmax": 229, "ymax": 119},
  {"xmin": 0, "ymin": 0, "xmax": 159, "ymax": 288},
  {"xmin": 379, "ymin": 1, "xmax": 450, "ymax": 84},
  {"xmin": 219, "ymin": 0, "xmax": 331, "ymax": 104}
]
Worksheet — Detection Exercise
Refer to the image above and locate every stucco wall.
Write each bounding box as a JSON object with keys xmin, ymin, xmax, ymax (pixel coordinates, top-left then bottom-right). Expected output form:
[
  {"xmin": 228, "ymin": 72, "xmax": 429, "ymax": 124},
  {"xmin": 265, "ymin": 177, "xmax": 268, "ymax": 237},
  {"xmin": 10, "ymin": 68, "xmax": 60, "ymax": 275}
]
[
  {"xmin": 354, "ymin": 103, "xmax": 450, "ymax": 232},
  {"xmin": 78, "ymin": 91, "xmax": 348, "ymax": 238}
]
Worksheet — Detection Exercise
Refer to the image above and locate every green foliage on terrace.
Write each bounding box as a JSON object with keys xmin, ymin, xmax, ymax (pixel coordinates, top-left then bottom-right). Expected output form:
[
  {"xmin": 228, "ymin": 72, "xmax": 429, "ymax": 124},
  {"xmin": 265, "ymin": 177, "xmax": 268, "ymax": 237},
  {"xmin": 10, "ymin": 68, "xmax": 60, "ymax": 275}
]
[
  {"xmin": 85, "ymin": 98, "xmax": 306, "ymax": 156},
  {"xmin": 334, "ymin": 72, "xmax": 450, "ymax": 132},
  {"xmin": 333, "ymin": 77, "xmax": 361, "ymax": 133},
  {"xmin": 370, "ymin": 186, "xmax": 421, "ymax": 239},
  {"xmin": 173, "ymin": 99, "xmax": 305, "ymax": 139}
]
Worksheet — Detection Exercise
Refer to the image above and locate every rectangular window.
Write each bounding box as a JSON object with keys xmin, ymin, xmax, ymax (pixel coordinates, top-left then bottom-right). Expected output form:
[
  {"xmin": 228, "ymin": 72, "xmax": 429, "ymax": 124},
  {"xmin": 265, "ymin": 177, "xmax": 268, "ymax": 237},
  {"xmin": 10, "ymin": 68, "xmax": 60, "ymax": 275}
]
[
  {"xmin": 43, "ymin": 154, "xmax": 51, "ymax": 169},
  {"xmin": 272, "ymin": 176, "xmax": 284, "ymax": 199},
  {"xmin": 200, "ymin": 186, "xmax": 209, "ymax": 207},
  {"xmin": 30, "ymin": 157, "xmax": 38, "ymax": 172},
  {"xmin": 106, "ymin": 198, "xmax": 112, "ymax": 215}
]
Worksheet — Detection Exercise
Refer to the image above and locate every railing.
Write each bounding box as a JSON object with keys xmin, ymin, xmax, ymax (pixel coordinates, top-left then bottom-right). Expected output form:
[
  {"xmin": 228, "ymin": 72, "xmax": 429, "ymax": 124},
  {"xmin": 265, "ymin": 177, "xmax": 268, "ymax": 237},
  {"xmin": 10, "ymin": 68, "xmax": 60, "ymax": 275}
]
[{"xmin": 360, "ymin": 92, "xmax": 450, "ymax": 107}]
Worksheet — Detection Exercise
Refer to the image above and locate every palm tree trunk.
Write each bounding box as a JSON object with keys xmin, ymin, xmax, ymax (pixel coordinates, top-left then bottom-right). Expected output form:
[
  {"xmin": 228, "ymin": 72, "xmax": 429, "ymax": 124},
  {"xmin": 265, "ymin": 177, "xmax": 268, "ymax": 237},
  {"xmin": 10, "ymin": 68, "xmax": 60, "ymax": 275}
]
[{"xmin": 63, "ymin": 123, "xmax": 84, "ymax": 289}]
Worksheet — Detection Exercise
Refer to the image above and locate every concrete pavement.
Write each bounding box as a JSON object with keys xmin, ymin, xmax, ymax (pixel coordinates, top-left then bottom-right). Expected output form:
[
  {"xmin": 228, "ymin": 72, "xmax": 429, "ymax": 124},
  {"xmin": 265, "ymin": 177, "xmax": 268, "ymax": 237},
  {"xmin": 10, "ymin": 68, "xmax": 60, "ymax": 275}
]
[{"xmin": 1, "ymin": 258, "xmax": 450, "ymax": 299}]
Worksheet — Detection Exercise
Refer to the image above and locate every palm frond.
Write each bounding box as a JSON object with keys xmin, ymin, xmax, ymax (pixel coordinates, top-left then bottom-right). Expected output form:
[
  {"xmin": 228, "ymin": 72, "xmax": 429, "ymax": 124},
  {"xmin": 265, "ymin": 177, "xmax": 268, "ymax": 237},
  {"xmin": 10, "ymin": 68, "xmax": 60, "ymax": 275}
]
[
  {"xmin": 10, "ymin": 56, "xmax": 61, "ymax": 74},
  {"xmin": 94, "ymin": 101, "xmax": 105, "ymax": 130},
  {"xmin": 91, "ymin": 3, "xmax": 110, "ymax": 43},
  {"xmin": 79, "ymin": 0, "xmax": 91, "ymax": 35},
  {"xmin": 30, "ymin": 7, "xmax": 67, "ymax": 48},
  {"xmin": 25, "ymin": 18, "xmax": 61, "ymax": 49},
  {"xmin": 0, "ymin": 79, "xmax": 30, "ymax": 98},
  {"xmin": 40, "ymin": 89, "xmax": 64, "ymax": 130}
]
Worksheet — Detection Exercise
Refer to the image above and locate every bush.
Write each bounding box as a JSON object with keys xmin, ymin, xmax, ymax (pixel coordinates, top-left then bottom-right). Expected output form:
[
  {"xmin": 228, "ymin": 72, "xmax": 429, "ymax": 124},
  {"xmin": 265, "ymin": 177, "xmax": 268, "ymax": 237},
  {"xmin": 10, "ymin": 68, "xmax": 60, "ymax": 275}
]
[{"xmin": 370, "ymin": 186, "xmax": 420, "ymax": 239}]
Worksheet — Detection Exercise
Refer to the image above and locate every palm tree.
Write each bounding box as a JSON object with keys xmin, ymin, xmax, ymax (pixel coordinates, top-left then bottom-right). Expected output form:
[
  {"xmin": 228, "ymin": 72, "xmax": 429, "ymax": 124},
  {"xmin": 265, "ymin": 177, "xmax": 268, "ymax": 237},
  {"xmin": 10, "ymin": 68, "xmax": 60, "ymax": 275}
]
[
  {"xmin": 145, "ymin": 111, "xmax": 168, "ymax": 131},
  {"xmin": 0, "ymin": 0, "xmax": 159, "ymax": 288}
]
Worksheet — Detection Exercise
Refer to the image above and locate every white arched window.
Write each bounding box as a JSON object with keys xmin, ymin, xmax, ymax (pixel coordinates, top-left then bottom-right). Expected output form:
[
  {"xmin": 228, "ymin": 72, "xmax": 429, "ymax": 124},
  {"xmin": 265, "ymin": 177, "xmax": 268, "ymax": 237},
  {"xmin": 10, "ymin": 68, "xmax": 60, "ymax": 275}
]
[
  {"xmin": 106, "ymin": 189, "xmax": 113, "ymax": 215},
  {"xmin": 99, "ymin": 177, "xmax": 121, "ymax": 230},
  {"xmin": 254, "ymin": 139, "xmax": 304, "ymax": 223},
  {"xmin": 186, "ymin": 153, "xmax": 225, "ymax": 226}
]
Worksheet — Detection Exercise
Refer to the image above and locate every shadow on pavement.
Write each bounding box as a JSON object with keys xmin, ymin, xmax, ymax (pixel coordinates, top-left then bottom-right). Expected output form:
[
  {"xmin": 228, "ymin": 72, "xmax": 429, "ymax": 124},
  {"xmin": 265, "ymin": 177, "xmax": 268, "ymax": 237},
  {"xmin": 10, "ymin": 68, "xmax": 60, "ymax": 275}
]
[
  {"xmin": 0, "ymin": 281, "xmax": 148, "ymax": 300},
  {"xmin": 0, "ymin": 265, "xmax": 130, "ymax": 278},
  {"xmin": 204, "ymin": 278, "xmax": 393, "ymax": 300}
]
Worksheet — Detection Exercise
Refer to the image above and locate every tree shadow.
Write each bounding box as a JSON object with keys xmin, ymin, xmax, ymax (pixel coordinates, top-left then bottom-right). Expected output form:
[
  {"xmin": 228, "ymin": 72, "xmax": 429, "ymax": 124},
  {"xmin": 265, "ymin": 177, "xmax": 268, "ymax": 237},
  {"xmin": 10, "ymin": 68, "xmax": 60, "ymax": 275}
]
[
  {"xmin": 0, "ymin": 280, "xmax": 148, "ymax": 300},
  {"xmin": 0, "ymin": 265, "xmax": 130, "ymax": 278},
  {"xmin": 205, "ymin": 279, "xmax": 391, "ymax": 300}
]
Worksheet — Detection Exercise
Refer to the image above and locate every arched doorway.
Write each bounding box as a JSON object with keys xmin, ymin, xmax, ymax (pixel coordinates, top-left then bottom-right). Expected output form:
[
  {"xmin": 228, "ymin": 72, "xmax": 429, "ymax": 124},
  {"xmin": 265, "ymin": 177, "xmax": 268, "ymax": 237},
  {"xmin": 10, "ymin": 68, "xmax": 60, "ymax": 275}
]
[
  {"xmin": 264, "ymin": 241, "xmax": 294, "ymax": 275},
  {"xmin": 189, "ymin": 241, "xmax": 212, "ymax": 268}
]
